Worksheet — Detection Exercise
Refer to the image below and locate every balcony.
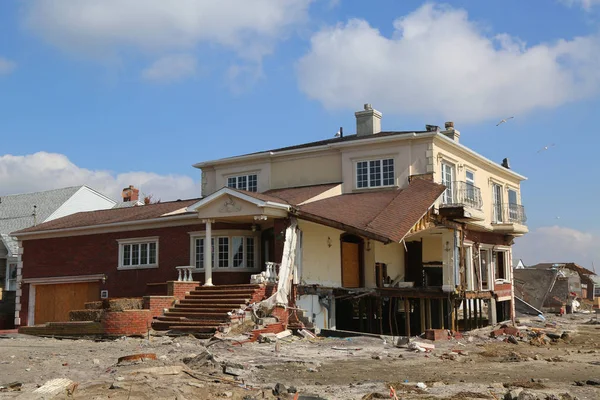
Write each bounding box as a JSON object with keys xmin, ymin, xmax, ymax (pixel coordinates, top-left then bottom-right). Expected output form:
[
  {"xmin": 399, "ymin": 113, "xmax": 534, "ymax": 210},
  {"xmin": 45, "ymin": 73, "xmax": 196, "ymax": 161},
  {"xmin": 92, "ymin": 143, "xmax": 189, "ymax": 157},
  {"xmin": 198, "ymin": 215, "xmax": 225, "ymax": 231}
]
[
  {"xmin": 492, "ymin": 203, "xmax": 528, "ymax": 235},
  {"xmin": 439, "ymin": 181, "xmax": 485, "ymax": 221}
]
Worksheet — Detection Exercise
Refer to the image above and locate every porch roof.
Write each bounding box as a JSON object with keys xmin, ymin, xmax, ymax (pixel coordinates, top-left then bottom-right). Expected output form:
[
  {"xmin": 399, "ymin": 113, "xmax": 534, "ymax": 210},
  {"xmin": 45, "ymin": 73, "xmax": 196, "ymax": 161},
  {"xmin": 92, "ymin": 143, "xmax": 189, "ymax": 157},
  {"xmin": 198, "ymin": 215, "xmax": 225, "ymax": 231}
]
[{"xmin": 297, "ymin": 179, "xmax": 445, "ymax": 244}]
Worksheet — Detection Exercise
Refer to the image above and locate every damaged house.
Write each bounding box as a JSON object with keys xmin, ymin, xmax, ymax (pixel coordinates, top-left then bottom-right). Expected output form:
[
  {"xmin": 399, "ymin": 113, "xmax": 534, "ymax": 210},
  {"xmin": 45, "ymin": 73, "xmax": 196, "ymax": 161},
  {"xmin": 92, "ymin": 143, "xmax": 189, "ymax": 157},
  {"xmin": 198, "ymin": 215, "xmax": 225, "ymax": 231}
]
[{"xmin": 12, "ymin": 105, "xmax": 527, "ymax": 336}]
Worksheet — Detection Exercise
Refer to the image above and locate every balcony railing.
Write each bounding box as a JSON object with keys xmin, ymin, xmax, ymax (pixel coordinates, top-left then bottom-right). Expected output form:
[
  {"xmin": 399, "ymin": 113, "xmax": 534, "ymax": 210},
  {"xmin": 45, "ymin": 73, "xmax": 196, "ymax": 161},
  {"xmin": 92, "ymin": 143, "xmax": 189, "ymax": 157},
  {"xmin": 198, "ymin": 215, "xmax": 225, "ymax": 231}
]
[
  {"xmin": 441, "ymin": 181, "xmax": 483, "ymax": 210},
  {"xmin": 493, "ymin": 203, "xmax": 527, "ymax": 224}
]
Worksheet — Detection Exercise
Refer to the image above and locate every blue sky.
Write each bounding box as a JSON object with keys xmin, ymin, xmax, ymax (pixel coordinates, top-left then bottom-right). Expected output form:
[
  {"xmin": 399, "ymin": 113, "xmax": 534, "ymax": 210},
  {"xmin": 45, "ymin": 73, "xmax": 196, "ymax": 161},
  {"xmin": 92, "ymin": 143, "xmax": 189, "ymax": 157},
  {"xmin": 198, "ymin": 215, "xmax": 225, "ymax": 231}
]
[{"xmin": 1, "ymin": 0, "xmax": 600, "ymax": 266}]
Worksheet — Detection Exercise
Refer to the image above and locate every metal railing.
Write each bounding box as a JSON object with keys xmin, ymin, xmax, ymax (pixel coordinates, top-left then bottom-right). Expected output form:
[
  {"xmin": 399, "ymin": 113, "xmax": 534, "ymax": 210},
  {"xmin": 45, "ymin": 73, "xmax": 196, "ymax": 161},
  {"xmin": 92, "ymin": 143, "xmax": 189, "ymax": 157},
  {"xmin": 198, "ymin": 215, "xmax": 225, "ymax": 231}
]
[
  {"xmin": 441, "ymin": 181, "xmax": 483, "ymax": 210},
  {"xmin": 493, "ymin": 203, "xmax": 527, "ymax": 224}
]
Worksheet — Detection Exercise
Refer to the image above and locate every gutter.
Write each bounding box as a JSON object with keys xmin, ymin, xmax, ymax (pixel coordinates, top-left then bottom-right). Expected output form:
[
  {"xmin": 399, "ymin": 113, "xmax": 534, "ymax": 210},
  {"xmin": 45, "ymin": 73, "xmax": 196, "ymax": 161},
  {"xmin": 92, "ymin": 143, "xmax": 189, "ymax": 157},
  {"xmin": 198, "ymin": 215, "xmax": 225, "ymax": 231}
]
[{"xmin": 12, "ymin": 213, "xmax": 199, "ymax": 239}]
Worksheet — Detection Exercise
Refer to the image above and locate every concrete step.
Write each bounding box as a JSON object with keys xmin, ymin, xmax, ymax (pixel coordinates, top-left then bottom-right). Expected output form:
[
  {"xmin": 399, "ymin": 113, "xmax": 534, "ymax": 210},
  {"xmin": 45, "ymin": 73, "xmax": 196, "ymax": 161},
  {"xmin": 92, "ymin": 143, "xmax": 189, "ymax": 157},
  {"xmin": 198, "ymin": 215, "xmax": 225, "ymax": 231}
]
[
  {"xmin": 152, "ymin": 321, "xmax": 220, "ymax": 331},
  {"xmin": 184, "ymin": 294, "xmax": 252, "ymax": 300}
]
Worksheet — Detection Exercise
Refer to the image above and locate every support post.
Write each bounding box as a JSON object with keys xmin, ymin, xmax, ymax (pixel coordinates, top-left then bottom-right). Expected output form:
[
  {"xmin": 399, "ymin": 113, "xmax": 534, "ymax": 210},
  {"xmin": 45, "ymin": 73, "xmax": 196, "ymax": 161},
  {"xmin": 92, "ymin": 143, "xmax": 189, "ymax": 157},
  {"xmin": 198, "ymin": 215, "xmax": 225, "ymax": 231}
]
[
  {"xmin": 426, "ymin": 299, "xmax": 432, "ymax": 330},
  {"xmin": 359, "ymin": 298, "xmax": 365, "ymax": 332},
  {"xmin": 478, "ymin": 299, "xmax": 484, "ymax": 327},
  {"xmin": 419, "ymin": 298, "xmax": 426, "ymax": 334},
  {"xmin": 203, "ymin": 219, "xmax": 214, "ymax": 286},
  {"xmin": 404, "ymin": 298, "xmax": 411, "ymax": 337},
  {"xmin": 439, "ymin": 299, "xmax": 444, "ymax": 329}
]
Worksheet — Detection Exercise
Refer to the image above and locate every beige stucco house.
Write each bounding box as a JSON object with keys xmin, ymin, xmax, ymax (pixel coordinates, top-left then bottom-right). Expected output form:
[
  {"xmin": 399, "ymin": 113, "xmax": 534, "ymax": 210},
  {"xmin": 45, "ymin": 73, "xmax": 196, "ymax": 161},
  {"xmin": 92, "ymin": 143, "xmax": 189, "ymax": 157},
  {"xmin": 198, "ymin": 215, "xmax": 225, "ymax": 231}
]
[{"xmin": 184, "ymin": 104, "xmax": 527, "ymax": 335}]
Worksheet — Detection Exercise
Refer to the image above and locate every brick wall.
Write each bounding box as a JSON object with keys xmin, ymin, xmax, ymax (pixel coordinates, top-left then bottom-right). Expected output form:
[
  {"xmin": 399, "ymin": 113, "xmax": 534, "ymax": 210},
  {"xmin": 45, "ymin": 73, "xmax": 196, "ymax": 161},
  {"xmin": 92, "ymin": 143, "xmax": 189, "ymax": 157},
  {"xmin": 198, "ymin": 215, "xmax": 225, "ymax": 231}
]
[
  {"xmin": 143, "ymin": 296, "xmax": 175, "ymax": 318},
  {"xmin": 18, "ymin": 222, "xmax": 255, "ymax": 325},
  {"xmin": 271, "ymin": 306, "xmax": 289, "ymax": 327},
  {"xmin": 101, "ymin": 310, "xmax": 153, "ymax": 337},
  {"xmin": 167, "ymin": 281, "xmax": 199, "ymax": 301},
  {"xmin": 250, "ymin": 284, "xmax": 277, "ymax": 304}
]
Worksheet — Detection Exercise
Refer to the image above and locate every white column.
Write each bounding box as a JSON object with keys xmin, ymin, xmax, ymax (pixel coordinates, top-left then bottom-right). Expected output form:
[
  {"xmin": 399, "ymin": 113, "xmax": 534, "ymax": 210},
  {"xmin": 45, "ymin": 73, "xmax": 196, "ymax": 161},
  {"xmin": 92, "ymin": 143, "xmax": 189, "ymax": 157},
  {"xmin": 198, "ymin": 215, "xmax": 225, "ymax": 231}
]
[{"xmin": 203, "ymin": 219, "xmax": 214, "ymax": 286}]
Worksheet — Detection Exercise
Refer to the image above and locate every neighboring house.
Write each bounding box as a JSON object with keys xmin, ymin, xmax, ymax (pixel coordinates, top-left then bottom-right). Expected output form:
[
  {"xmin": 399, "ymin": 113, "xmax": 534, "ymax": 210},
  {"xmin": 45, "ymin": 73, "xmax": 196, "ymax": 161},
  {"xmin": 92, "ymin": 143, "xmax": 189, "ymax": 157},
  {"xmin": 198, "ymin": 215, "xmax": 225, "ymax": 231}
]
[
  {"xmin": 531, "ymin": 262, "xmax": 598, "ymax": 301},
  {"xmin": 515, "ymin": 259, "xmax": 525, "ymax": 269},
  {"xmin": 13, "ymin": 105, "xmax": 528, "ymax": 334},
  {"xmin": 0, "ymin": 186, "xmax": 116, "ymax": 328}
]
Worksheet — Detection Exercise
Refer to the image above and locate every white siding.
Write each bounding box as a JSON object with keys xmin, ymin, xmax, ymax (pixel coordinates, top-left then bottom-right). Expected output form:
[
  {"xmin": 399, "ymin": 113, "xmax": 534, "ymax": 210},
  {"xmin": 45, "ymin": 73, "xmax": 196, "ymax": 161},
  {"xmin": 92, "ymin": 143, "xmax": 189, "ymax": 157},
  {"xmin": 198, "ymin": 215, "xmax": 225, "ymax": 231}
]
[{"xmin": 46, "ymin": 187, "xmax": 116, "ymax": 222}]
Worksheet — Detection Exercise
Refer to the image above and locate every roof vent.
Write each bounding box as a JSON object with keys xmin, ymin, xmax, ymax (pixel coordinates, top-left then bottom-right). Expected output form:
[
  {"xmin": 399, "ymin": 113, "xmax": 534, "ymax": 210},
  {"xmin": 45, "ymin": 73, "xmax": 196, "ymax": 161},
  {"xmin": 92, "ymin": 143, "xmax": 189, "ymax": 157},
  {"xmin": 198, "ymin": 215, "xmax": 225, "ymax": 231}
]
[
  {"xmin": 502, "ymin": 158, "xmax": 511, "ymax": 169},
  {"xmin": 425, "ymin": 125, "xmax": 440, "ymax": 132}
]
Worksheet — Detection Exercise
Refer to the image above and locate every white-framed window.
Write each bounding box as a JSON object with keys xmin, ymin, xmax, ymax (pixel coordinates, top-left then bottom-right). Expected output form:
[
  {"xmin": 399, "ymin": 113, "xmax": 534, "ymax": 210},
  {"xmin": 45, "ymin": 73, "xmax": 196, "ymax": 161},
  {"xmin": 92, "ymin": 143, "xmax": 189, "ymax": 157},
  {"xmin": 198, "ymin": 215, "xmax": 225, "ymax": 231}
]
[
  {"xmin": 356, "ymin": 158, "xmax": 394, "ymax": 188},
  {"xmin": 465, "ymin": 170, "xmax": 475, "ymax": 202},
  {"xmin": 479, "ymin": 248, "xmax": 491, "ymax": 290},
  {"xmin": 118, "ymin": 237, "xmax": 159, "ymax": 270},
  {"xmin": 441, "ymin": 162, "xmax": 455, "ymax": 203},
  {"xmin": 227, "ymin": 174, "xmax": 258, "ymax": 192},
  {"xmin": 6, "ymin": 262, "xmax": 17, "ymax": 291},
  {"xmin": 492, "ymin": 183, "xmax": 503, "ymax": 222},
  {"xmin": 191, "ymin": 233, "xmax": 258, "ymax": 271}
]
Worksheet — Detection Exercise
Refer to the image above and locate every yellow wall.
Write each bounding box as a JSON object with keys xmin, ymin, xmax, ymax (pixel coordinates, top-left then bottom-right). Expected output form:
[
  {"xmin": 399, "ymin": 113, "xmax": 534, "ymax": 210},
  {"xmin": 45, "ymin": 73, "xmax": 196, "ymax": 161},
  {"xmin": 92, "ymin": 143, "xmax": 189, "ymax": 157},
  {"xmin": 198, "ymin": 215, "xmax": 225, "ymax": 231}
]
[
  {"xmin": 422, "ymin": 236, "xmax": 443, "ymax": 263},
  {"xmin": 271, "ymin": 153, "xmax": 342, "ymax": 189},
  {"xmin": 433, "ymin": 136, "xmax": 525, "ymax": 229},
  {"xmin": 373, "ymin": 241, "xmax": 405, "ymax": 283},
  {"xmin": 298, "ymin": 220, "xmax": 343, "ymax": 287},
  {"xmin": 340, "ymin": 139, "xmax": 430, "ymax": 193}
]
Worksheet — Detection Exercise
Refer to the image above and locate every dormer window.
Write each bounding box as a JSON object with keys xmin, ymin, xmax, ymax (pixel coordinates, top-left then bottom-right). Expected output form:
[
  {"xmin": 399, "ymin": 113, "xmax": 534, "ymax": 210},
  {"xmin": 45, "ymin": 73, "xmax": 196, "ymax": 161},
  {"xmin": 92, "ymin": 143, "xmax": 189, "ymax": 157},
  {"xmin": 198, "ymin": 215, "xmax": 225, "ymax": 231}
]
[
  {"xmin": 356, "ymin": 158, "xmax": 394, "ymax": 188},
  {"xmin": 227, "ymin": 174, "xmax": 258, "ymax": 192}
]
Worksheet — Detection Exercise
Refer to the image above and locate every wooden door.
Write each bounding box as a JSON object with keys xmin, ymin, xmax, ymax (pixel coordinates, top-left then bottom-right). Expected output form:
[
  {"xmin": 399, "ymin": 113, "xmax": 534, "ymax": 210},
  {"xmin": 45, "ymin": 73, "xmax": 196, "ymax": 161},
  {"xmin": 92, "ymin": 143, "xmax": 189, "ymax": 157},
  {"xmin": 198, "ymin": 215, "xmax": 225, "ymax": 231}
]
[
  {"xmin": 34, "ymin": 282, "xmax": 100, "ymax": 324},
  {"xmin": 342, "ymin": 242, "xmax": 360, "ymax": 288}
]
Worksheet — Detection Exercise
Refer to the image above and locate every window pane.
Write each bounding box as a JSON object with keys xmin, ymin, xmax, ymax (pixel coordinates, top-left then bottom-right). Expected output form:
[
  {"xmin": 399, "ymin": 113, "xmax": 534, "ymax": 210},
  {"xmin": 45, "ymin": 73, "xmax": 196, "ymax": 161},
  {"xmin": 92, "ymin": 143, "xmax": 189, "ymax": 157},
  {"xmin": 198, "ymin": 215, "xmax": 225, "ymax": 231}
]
[
  {"xmin": 466, "ymin": 171, "xmax": 474, "ymax": 184},
  {"xmin": 508, "ymin": 189, "xmax": 517, "ymax": 205},
  {"xmin": 227, "ymin": 177, "xmax": 237, "ymax": 188},
  {"xmin": 218, "ymin": 237, "xmax": 229, "ymax": 268},
  {"xmin": 248, "ymin": 175, "xmax": 258, "ymax": 192},
  {"xmin": 382, "ymin": 159, "xmax": 394, "ymax": 186},
  {"xmin": 369, "ymin": 160, "xmax": 381, "ymax": 187},
  {"xmin": 123, "ymin": 244, "xmax": 131, "ymax": 266},
  {"xmin": 442, "ymin": 163, "xmax": 454, "ymax": 203},
  {"xmin": 232, "ymin": 237, "xmax": 244, "ymax": 267},
  {"xmin": 140, "ymin": 243, "xmax": 148, "ymax": 265},
  {"xmin": 356, "ymin": 161, "xmax": 368, "ymax": 188},
  {"xmin": 246, "ymin": 237, "xmax": 255, "ymax": 269},
  {"xmin": 131, "ymin": 244, "xmax": 140, "ymax": 265},
  {"xmin": 149, "ymin": 242, "xmax": 157, "ymax": 264},
  {"xmin": 237, "ymin": 176, "xmax": 247, "ymax": 191},
  {"xmin": 195, "ymin": 238, "xmax": 204, "ymax": 269}
]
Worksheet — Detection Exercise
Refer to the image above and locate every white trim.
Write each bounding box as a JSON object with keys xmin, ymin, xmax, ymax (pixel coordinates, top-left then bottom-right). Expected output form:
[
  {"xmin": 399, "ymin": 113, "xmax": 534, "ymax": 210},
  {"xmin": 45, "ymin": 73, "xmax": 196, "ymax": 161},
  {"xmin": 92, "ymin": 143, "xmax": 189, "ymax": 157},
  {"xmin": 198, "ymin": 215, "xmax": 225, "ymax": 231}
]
[
  {"xmin": 28, "ymin": 284, "xmax": 35, "ymax": 326},
  {"xmin": 117, "ymin": 237, "xmax": 159, "ymax": 270},
  {"xmin": 189, "ymin": 231, "xmax": 260, "ymax": 272},
  {"xmin": 186, "ymin": 187, "xmax": 290, "ymax": 213},
  {"xmin": 354, "ymin": 157, "xmax": 396, "ymax": 189},
  {"xmin": 22, "ymin": 274, "xmax": 106, "ymax": 285}
]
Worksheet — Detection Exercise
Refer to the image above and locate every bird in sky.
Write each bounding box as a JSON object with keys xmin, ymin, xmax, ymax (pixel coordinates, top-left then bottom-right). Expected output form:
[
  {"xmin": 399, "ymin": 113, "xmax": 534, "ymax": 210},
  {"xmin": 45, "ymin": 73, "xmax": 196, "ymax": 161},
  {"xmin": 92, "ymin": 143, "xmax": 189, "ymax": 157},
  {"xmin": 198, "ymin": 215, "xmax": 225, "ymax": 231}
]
[
  {"xmin": 496, "ymin": 116, "xmax": 514, "ymax": 126},
  {"xmin": 537, "ymin": 143, "xmax": 555, "ymax": 153}
]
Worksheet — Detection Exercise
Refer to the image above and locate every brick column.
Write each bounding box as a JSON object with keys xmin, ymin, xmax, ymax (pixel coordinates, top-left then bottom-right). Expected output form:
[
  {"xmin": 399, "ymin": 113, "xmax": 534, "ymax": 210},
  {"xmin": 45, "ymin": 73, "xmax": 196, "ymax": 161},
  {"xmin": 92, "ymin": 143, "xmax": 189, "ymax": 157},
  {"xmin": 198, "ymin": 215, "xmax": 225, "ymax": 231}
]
[{"xmin": 167, "ymin": 281, "xmax": 200, "ymax": 301}]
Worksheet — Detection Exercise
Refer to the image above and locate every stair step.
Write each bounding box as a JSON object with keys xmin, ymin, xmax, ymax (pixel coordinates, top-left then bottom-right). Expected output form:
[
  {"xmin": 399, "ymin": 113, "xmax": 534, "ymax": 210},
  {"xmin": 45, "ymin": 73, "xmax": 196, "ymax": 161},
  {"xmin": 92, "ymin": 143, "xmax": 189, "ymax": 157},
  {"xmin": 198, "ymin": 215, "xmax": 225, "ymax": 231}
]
[
  {"xmin": 179, "ymin": 299, "xmax": 249, "ymax": 305},
  {"xmin": 168, "ymin": 307, "xmax": 238, "ymax": 313},
  {"xmin": 167, "ymin": 326, "xmax": 217, "ymax": 332},
  {"xmin": 152, "ymin": 322, "xmax": 219, "ymax": 331},
  {"xmin": 188, "ymin": 289, "xmax": 256, "ymax": 296},
  {"xmin": 184, "ymin": 294, "xmax": 252, "ymax": 301},
  {"xmin": 155, "ymin": 316, "xmax": 225, "ymax": 324},
  {"xmin": 194, "ymin": 284, "xmax": 262, "ymax": 290},
  {"xmin": 173, "ymin": 304, "xmax": 244, "ymax": 310},
  {"xmin": 163, "ymin": 312, "xmax": 229, "ymax": 320}
]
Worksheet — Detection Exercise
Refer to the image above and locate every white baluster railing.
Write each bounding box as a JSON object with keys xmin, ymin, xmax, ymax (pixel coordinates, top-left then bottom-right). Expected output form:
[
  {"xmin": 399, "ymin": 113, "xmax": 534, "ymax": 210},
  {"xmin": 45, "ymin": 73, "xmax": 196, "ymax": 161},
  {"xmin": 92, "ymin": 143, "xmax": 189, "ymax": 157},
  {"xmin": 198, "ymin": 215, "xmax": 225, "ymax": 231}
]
[
  {"xmin": 176, "ymin": 266, "xmax": 194, "ymax": 282},
  {"xmin": 265, "ymin": 262, "xmax": 280, "ymax": 284}
]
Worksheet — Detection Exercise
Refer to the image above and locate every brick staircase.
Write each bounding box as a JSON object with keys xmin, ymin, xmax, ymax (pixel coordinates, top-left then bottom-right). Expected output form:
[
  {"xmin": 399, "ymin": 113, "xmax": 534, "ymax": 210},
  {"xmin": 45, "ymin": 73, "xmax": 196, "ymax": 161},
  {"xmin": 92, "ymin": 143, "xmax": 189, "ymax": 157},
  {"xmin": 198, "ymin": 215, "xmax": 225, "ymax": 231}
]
[{"xmin": 152, "ymin": 284, "xmax": 272, "ymax": 337}]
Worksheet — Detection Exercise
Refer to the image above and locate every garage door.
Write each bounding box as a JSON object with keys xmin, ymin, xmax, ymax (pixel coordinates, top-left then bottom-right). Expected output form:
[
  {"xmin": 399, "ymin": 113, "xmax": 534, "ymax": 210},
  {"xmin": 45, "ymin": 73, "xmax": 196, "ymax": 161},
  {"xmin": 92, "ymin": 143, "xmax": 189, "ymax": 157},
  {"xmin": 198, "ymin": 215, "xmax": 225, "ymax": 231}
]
[{"xmin": 34, "ymin": 282, "xmax": 100, "ymax": 324}]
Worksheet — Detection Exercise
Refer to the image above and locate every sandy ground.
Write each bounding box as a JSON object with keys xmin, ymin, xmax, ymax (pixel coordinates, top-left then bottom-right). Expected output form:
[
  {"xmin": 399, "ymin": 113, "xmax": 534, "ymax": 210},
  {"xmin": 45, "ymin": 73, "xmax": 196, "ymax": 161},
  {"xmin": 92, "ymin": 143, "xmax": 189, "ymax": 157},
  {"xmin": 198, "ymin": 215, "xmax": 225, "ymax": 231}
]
[{"xmin": 1, "ymin": 313, "xmax": 599, "ymax": 400}]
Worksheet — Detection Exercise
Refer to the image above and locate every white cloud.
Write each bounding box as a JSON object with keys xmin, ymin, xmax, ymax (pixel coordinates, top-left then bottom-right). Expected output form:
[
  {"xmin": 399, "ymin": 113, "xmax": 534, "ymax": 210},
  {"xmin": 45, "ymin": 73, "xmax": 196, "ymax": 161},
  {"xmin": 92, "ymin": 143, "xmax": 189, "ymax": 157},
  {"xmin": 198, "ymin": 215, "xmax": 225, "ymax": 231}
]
[
  {"xmin": 513, "ymin": 226, "xmax": 600, "ymax": 269},
  {"xmin": 0, "ymin": 57, "xmax": 16, "ymax": 75},
  {"xmin": 0, "ymin": 152, "xmax": 200, "ymax": 202},
  {"xmin": 23, "ymin": 0, "xmax": 312, "ymax": 62},
  {"xmin": 561, "ymin": 0, "xmax": 600, "ymax": 11},
  {"xmin": 141, "ymin": 54, "xmax": 197, "ymax": 83},
  {"xmin": 297, "ymin": 3, "xmax": 600, "ymax": 123}
]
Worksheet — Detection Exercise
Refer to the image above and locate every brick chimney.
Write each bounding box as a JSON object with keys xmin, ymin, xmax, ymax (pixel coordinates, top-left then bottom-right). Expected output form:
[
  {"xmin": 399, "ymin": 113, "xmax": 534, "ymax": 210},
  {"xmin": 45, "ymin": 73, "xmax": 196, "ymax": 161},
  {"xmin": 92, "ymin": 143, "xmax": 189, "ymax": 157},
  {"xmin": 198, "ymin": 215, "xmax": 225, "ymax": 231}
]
[
  {"xmin": 442, "ymin": 121, "xmax": 460, "ymax": 142},
  {"xmin": 122, "ymin": 185, "xmax": 139, "ymax": 202},
  {"xmin": 355, "ymin": 104, "xmax": 382, "ymax": 136}
]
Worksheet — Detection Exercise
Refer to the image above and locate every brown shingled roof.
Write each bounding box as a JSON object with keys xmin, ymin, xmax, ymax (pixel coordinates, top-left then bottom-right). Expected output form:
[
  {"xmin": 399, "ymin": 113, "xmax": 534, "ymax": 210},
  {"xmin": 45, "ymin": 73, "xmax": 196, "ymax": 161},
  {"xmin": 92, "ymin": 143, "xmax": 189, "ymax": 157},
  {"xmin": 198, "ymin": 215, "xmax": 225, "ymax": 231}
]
[
  {"xmin": 14, "ymin": 198, "xmax": 200, "ymax": 235},
  {"xmin": 298, "ymin": 179, "xmax": 445, "ymax": 243}
]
